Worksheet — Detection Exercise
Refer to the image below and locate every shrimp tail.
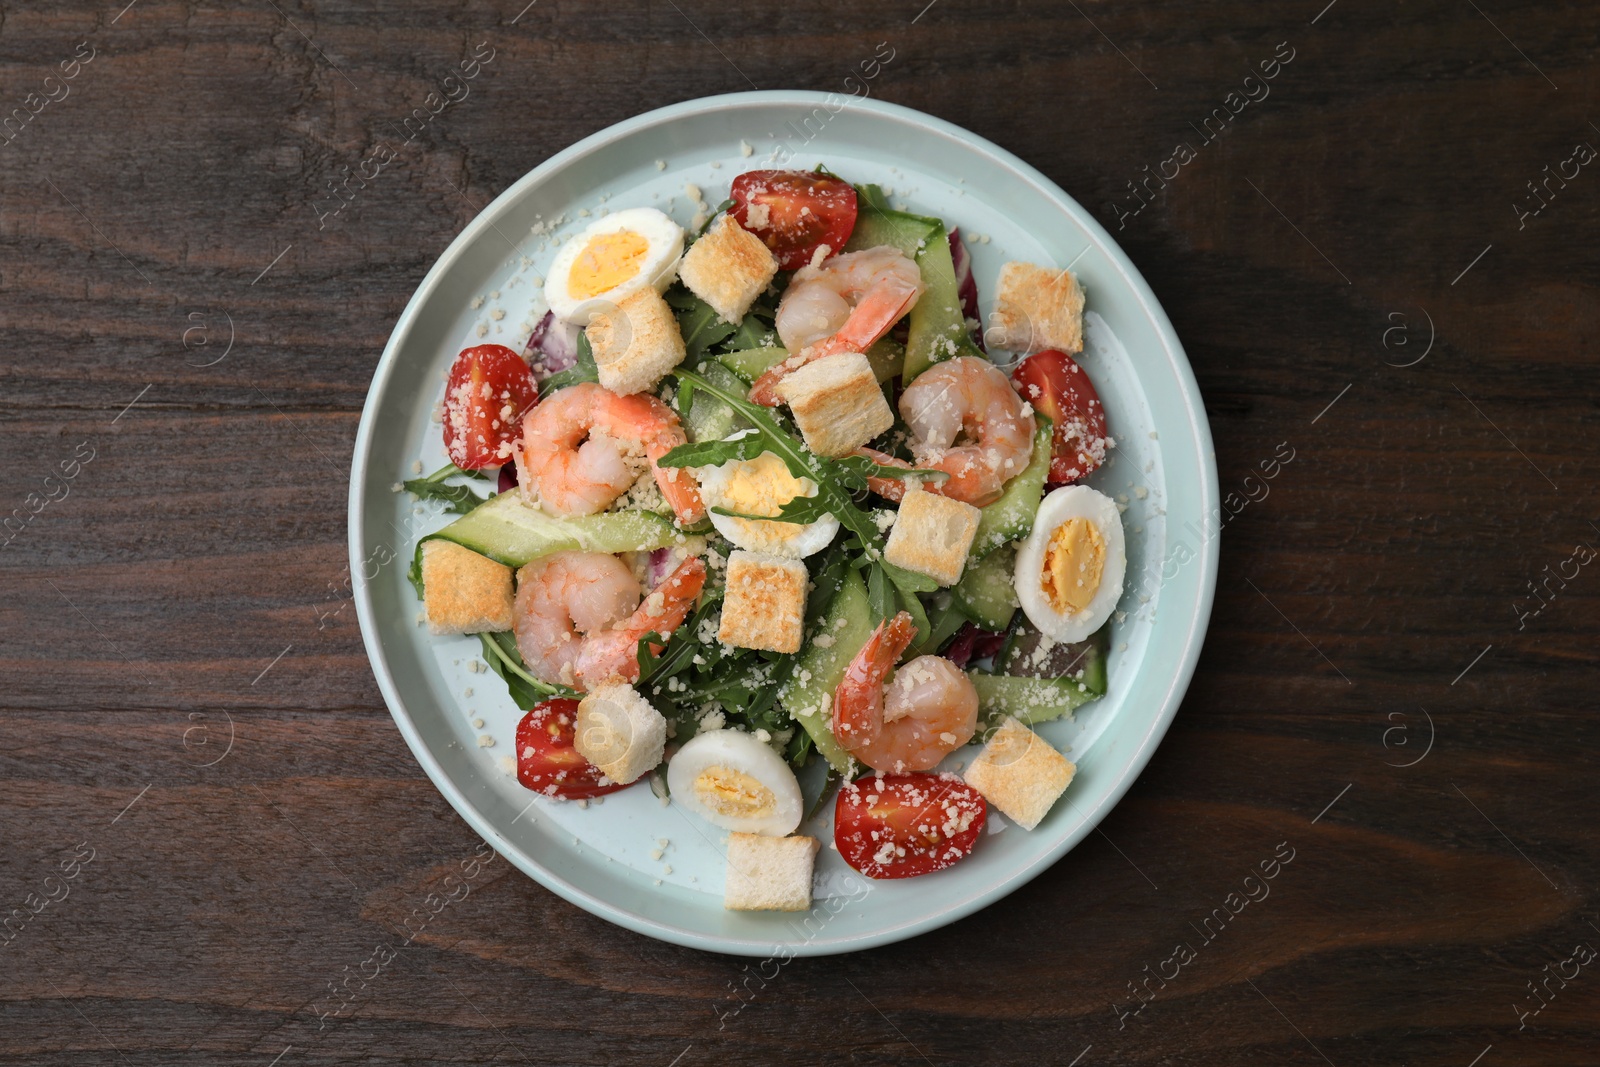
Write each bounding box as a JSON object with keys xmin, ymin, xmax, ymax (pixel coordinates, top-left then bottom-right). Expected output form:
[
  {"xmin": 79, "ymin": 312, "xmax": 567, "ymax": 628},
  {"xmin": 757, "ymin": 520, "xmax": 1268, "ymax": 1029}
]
[
  {"xmin": 855, "ymin": 447, "xmax": 915, "ymax": 502},
  {"xmin": 574, "ymin": 557, "xmax": 708, "ymax": 689},
  {"xmin": 751, "ymin": 276, "xmax": 922, "ymax": 407},
  {"xmin": 748, "ymin": 351, "xmax": 815, "ymax": 407},
  {"xmin": 646, "ymin": 439, "xmax": 706, "ymax": 524},
  {"xmin": 832, "ymin": 611, "xmax": 917, "ymax": 751}
]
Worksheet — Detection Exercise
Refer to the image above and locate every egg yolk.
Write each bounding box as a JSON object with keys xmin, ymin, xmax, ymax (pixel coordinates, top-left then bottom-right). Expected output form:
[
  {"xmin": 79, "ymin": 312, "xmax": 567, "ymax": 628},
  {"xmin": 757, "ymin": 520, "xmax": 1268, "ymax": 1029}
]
[
  {"xmin": 567, "ymin": 230, "xmax": 651, "ymax": 299},
  {"xmin": 1041, "ymin": 518, "xmax": 1106, "ymax": 615},
  {"xmin": 720, "ymin": 453, "xmax": 814, "ymax": 537},
  {"xmin": 693, "ymin": 765, "xmax": 777, "ymax": 818}
]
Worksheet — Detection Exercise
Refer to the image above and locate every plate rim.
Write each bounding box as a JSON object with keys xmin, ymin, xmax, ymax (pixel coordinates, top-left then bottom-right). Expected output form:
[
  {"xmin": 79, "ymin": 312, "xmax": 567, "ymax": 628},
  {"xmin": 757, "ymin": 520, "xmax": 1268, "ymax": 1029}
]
[{"xmin": 349, "ymin": 89, "xmax": 1219, "ymax": 956}]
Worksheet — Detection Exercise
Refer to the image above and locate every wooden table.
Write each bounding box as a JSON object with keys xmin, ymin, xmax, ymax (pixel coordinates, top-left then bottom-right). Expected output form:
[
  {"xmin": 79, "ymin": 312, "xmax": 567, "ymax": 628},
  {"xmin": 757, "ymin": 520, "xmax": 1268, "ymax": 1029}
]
[{"xmin": 3, "ymin": 1, "xmax": 1595, "ymax": 1063}]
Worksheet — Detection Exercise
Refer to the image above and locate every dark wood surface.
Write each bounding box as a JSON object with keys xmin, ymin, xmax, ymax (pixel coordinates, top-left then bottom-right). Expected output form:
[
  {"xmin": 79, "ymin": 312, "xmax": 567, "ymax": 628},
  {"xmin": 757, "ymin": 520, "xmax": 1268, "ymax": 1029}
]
[{"xmin": 2, "ymin": 1, "xmax": 1597, "ymax": 1063}]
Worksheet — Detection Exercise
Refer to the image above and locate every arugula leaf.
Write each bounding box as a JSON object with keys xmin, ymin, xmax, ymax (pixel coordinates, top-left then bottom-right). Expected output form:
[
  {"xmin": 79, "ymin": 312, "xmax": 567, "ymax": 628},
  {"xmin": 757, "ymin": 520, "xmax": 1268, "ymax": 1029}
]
[
  {"xmin": 666, "ymin": 288, "xmax": 739, "ymax": 360},
  {"xmin": 711, "ymin": 492, "xmax": 835, "ymax": 527},
  {"xmin": 827, "ymin": 453, "xmax": 947, "ymax": 492},
  {"xmin": 806, "ymin": 542, "xmax": 852, "ymax": 617},
  {"xmin": 887, "ymin": 565, "xmax": 934, "ymax": 638},
  {"xmin": 863, "ymin": 558, "xmax": 895, "ymax": 623},
  {"xmin": 478, "ymin": 631, "xmax": 577, "ymax": 707},
  {"xmin": 540, "ymin": 332, "xmax": 599, "ymax": 394},
  {"xmin": 403, "ymin": 463, "xmax": 490, "ymax": 515},
  {"xmin": 656, "ymin": 428, "xmax": 769, "ymax": 470},
  {"xmin": 725, "ymin": 307, "xmax": 776, "ymax": 351},
  {"xmin": 696, "ymin": 198, "xmax": 736, "ymax": 236},
  {"xmin": 639, "ymin": 593, "xmax": 723, "ymax": 690},
  {"xmin": 668, "ymin": 368, "xmax": 938, "ymax": 595},
  {"xmin": 855, "ymin": 183, "xmax": 942, "ymax": 228}
]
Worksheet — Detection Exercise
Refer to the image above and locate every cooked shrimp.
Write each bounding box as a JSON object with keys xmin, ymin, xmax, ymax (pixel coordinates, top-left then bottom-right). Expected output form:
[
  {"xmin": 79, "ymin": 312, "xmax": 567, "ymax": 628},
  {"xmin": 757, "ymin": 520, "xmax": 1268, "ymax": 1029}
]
[
  {"xmin": 860, "ymin": 356, "xmax": 1033, "ymax": 507},
  {"xmin": 516, "ymin": 382, "xmax": 704, "ymax": 524},
  {"xmin": 832, "ymin": 611, "xmax": 979, "ymax": 773},
  {"xmin": 514, "ymin": 552, "xmax": 641, "ymax": 689},
  {"xmin": 514, "ymin": 553, "xmax": 707, "ymax": 691},
  {"xmin": 751, "ymin": 246, "xmax": 923, "ymax": 406},
  {"xmin": 572, "ymin": 556, "xmax": 706, "ymax": 689}
]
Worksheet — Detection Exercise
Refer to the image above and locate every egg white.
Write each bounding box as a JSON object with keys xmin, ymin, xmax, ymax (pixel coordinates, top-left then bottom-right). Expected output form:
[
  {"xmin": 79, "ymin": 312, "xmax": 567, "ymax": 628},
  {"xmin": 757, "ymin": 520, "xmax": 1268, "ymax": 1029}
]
[
  {"xmin": 543, "ymin": 207, "xmax": 684, "ymax": 325},
  {"xmin": 696, "ymin": 455, "xmax": 840, "ymax": 559},
  {"xmin": 1014, "ymin": 485, "xmax": 1127, "ymax": 642},
  {"xmin": 666, "ymin": 729, "xmax": 803, "ymax": 836}
]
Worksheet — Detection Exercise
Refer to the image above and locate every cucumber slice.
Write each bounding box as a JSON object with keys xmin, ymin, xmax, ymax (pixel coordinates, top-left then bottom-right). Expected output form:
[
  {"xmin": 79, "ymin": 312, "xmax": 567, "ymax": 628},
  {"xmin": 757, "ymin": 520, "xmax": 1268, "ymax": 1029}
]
[
  {"xmin": 861, "ymin": 337, "xmax": 904, "ymax": 383},
  {"xmin": 718, "ymin": 339, "xmax": 903, "ymax": 385},
  {"xmin": 717, "ymin": 346, "xmax": 787, "ymax": 382},
  {"xmin": 421, "ymin": 492, "xmax": 689, "ymax": 569},
  {"xmin": 904, "ymin": 221, "xmax": 986, "ymax": 383},
  {"xmin": 683, "ymin": 361, "xmax": 751, "ymax": 443},
  {"xmin": 842, "ymin": 185, "xmax": 982, "ymax": 385},
  {"xmin": 952, "ymin": 545, "xmax": 1019, "ymax": 631},
  {"xmin": 969, "ymin": 672, "xmax": 1101, "ymax": 727},
  {"xmin": 970, "ymin": 415, "xmax": 1052, "ymax": 559},
  {"xmin": 845, "ymin": 188, "xmax": 940, "ymax": 259},
  {"xmin": 777, "ymin": 567, "xmax": 873, "ymax": 773}
]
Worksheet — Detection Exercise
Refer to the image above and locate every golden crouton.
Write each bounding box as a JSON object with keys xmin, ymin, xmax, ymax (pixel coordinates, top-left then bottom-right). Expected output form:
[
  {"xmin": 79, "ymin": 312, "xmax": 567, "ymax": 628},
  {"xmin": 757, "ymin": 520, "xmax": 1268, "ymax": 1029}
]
[
  {"xmin": 883, "ymin": 488, "xmax": 982, "ymax": 587},
  {"xmin": 574, "ymin": 682, "xmax": 667, "ymax": 785},
  {"xmin": 421, "ymin": 540, "xmax": 514, "ymax": 635},
  {"xmin": 585, "ymin": 286, "xmax": 687, "ymax": 395},
  {"xmin": 774, "ymin": 352, "xmax": 894, "ymax": 458},
  {"xmin": 724, "ymin": 832, "xmax": 819, "ymax": 911},
  {"xmin": 677, "ymin": 215, "xmax": 779, "ymax": 324},
  {"xmin": 962, "ymin": 716, "xmax": 1076, "ymax": 830},
  {"xmin": 988, "ymin": 261, "xmax": 1085, "ymax": 354},
  {"xmin": 718, "ymin": 550, "xmax": 808, "ymax": 653}
]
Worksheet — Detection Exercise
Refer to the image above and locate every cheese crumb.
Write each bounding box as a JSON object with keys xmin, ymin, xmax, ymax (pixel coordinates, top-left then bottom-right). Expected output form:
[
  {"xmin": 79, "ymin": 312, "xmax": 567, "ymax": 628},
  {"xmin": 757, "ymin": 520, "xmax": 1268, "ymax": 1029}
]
[{"xmin": 476, "ymin": 735, "xmax": 495, "ymax": 748}]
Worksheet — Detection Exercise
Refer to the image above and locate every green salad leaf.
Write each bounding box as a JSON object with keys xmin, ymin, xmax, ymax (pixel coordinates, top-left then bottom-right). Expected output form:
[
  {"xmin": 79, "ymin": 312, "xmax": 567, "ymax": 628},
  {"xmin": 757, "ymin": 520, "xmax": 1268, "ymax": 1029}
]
[
  {"xmin": 478, "ymin": 630, "xmax": 578, "ymax": 707},
  {"xmin": 666, "ymin": 288, "xmax": 740, "ymax": 360},
  {"xmin": 711, "ymin": 498, "xmax": 834, "ymax": 526},
  {"xmin": 540, "ymin": 332, "xmax": 599, "ymax": 394},
  {"xmin": 658, "ymin": 368, "xmax": 940, "ymax": 604},
  {"xmin": 725, "ymin": 305, "xmax": 776, "ymax": 351},
  {"xmin": 403, "ymin": 463, "xmax": 490, "ymax": 515},
  {"xmin": 650, "ymin": 427, "xmax": 768, "ymax": 470}
]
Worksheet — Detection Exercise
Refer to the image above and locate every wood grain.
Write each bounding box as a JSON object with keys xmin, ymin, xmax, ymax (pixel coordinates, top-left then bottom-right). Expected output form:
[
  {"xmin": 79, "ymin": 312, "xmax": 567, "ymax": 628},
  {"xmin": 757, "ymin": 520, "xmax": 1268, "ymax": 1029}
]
[{"xmin": 2, "ymin": 0, "xmax": 1597, "ymax": 1063}]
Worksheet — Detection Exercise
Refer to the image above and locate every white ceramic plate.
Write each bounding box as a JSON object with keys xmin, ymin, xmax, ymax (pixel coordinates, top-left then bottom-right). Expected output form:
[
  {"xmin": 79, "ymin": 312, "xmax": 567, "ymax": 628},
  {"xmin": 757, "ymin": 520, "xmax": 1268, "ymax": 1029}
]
[{"xmin": 350, "ymin": 91, "xmax": 1218, "ymax": 956}]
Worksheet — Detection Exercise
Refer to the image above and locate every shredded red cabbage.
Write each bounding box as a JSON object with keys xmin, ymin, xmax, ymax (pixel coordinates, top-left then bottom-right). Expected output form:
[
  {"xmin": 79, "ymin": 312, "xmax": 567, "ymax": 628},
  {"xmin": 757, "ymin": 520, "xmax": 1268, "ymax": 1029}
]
[
  {"xmin": 948, "ymin": 228, "xmax": 983, "ymax": 351},
  {"xmin": 524, "ymin": 311, "xmax": 581, "ymax": 381},
  {"xmin": 941, "ymin": 621, "xmax": 1007, "ymax": 668}
]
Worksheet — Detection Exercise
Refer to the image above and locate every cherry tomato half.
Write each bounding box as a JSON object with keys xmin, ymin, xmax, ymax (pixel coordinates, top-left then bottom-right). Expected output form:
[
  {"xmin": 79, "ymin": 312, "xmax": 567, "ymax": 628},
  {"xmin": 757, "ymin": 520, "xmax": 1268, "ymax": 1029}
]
[
  {"xmin": 834, "ymin": 773, "xmax": 986, "ymax": 879},
  {"xmin": 514, "ymin": 698, "xmax": 631, "ymax": 801},
  {"xmin": 730, "ymin": 170, "xmax": 858, "ymax": 271},
  {"xmin": 1010, "ymin": 349, "xmax": 1110, "ymax": 484},
  {"xmin": 443, "ymin": 344, "xmax": 538, "ymax": 470}
]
